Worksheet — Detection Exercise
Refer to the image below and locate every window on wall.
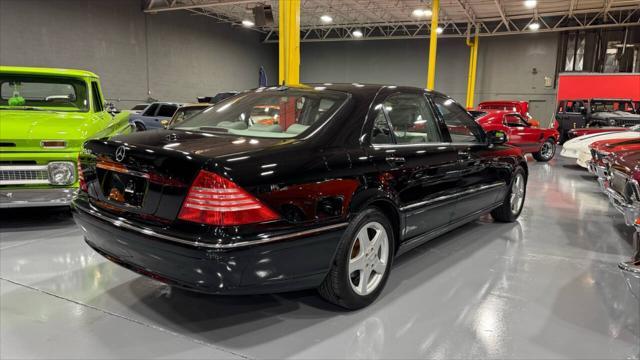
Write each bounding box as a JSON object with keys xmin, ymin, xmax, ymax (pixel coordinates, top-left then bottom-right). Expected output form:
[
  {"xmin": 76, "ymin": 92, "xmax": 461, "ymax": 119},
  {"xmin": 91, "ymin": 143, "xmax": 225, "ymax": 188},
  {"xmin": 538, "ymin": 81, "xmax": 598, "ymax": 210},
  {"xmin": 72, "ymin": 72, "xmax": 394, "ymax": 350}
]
[{"xmin": 564, "ymin": 32, "xmax": 586, "ymax": 71}]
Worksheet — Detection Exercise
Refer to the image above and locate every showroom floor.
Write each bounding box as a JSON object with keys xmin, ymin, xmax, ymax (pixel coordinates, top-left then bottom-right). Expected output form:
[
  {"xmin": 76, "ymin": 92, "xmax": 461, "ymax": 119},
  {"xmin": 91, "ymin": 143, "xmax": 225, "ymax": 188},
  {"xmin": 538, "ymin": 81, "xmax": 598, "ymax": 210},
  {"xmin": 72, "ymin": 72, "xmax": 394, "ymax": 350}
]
[{"xmin": 1, "ymin": 155, "xmax": 639, "ymax": 359}]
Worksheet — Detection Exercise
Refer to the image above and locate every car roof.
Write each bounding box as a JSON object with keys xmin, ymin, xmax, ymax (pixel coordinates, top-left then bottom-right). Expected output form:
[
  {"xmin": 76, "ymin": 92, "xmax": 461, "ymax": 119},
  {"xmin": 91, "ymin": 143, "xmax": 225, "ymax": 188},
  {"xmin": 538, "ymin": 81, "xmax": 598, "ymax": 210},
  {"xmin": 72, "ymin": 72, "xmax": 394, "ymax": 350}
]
[{"xmin": 0, "ymin": 65, "xmax": 99, "ymax": 78}]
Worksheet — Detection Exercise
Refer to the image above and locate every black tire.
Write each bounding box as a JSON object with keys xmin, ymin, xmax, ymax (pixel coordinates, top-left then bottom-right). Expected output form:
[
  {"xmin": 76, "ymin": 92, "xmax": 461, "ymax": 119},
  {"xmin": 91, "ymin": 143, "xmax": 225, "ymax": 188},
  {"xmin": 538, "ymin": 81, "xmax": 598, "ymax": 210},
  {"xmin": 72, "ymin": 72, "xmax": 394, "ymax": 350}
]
[
  {"xmin": 532, "ymin": 138, "xmax": 556, "ymax": 162},
  {"xmin": 491, "ymin": 167, "xmax": 527, "ymax": 223},
  {"xmin": 134, "ymin": 122, "xmax": 146, "ymax": 132},
  {"xmin": 318, "ymin": 207, "xmax": 395, "ymax": 310}
]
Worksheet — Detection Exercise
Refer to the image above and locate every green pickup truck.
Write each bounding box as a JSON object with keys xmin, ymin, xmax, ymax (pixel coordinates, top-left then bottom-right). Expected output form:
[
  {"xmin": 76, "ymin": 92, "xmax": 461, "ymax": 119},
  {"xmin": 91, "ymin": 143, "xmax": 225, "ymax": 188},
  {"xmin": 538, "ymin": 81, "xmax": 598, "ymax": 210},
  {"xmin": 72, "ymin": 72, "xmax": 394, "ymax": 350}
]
[{"xmin": 0, "ymin": 66, "xmax": 132, "ymax": 208}]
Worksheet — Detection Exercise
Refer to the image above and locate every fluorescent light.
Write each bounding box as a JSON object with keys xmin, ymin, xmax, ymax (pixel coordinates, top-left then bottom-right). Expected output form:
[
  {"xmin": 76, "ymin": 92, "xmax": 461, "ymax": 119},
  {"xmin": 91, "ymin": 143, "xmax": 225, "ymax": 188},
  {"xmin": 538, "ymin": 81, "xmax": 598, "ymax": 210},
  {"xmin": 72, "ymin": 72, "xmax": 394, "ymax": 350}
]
[
  {"xmin": 241, "ymin": 19, "xmax": 254, "ymax": 27},
  {"xmin": 524, "ymin": 0, "xmax": 537, "ymax": 8},
  {"xmin": 436, "ymin": 26, "xmax": 443, "ymax": 34},
  {"xmin": 320, "ymin": 15, "xmax": 333, "ymax": 23},
  {"xmin": 529, "ymin": 22, "xmax": 540, "ymax": 31},
  {"xmin": 352, "ymin": 29, "xmax": 363, "ymax": 38},
  {"xmin": 412, "ymin": 8, "xmax": 432, "ymax": 17}
]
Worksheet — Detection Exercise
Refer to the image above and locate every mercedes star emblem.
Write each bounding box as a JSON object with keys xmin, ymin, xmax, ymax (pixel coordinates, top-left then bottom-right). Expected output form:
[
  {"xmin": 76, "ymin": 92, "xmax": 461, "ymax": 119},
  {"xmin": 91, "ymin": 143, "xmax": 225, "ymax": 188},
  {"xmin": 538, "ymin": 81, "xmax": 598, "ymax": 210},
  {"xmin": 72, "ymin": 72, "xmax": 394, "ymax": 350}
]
[{"xmin": 115, "ymin": 146, "xmax": 126, "ymax": 162}]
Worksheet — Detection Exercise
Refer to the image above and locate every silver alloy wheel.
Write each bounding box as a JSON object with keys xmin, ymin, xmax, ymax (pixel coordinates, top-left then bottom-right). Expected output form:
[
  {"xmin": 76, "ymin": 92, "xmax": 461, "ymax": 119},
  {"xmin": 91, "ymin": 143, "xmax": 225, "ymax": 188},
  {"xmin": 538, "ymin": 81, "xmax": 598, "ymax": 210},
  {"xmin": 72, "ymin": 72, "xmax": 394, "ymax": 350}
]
[
  {"xmin": 510, "ymin": 173, "xmax": 525, "ymax": 215},
  {"xmin": 348, "ymin": 221, "xmax": 389, "ymax": 296},
  {"xmin": 540, "ymin": 141, "xmax": 555, "ymax": 159}
]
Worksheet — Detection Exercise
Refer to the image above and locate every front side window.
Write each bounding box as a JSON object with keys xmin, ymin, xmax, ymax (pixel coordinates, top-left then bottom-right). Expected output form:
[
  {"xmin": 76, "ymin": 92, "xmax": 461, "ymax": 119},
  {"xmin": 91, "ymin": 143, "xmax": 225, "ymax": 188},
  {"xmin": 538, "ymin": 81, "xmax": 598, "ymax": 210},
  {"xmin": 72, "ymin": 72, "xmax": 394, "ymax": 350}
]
[
  {"xmin": 157, "ymin": 104, "xmax": 178, "ymax": 117},
  {"xmin": 504, "ymin": 114, "xmax": 529, "ymax": 127},
  {"xmin": 0, "ymin": 74, "xmax": 89, "ymax": 112},
  {"xmin": 372, "ymin": 93, "xmax": 441, "ymax": 144},
  {"xmin": 142, "ymin": 103, "xmax": 159, "ymax": 116},
  {"xmin": 91, "ymin": 81, "xmax": 103, "ymax": 112},
  {"xmin": 432, "ymin": 95, "xmax": 482, "ymax": 143},
  {"xmin": 174, "ymin": 89, "xmax": 348, "ymax": 139}
]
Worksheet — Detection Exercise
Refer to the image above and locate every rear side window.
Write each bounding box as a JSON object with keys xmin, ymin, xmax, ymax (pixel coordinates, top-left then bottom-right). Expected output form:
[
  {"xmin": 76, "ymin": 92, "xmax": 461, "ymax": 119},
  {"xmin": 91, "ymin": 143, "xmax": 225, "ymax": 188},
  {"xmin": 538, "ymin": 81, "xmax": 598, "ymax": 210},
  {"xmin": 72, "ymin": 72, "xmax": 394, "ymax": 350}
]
[
  {"xmin": 91, "ymin": 81, "xmax": 103, "ymax": 112},
  {"xmin": 157, "ymin": 104, "xmax": 178, "ymax": 117},
  {"xmin": 174, "ymin": 89, "xmax": 348, "ymax": 139},
  {"xmin": 372, "ymin": 93, "xmax": 441, "ymax": 144},
  {"xmin": 432, "ymin": 95, "xmax": 483, "ymax": 143},
  {"xmin": 142, "ymin": 103, "xmax": 159, "ymax": 116}
]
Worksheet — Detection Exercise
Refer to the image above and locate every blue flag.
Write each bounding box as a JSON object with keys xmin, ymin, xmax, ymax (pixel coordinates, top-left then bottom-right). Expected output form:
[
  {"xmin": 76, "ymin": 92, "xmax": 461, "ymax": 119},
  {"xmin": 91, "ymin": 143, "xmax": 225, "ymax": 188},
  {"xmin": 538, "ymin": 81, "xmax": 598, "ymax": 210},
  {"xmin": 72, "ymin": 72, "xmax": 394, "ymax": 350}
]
[{"xmin": 259, "ymin": 66, "xmax": 268, "ymax": 87}]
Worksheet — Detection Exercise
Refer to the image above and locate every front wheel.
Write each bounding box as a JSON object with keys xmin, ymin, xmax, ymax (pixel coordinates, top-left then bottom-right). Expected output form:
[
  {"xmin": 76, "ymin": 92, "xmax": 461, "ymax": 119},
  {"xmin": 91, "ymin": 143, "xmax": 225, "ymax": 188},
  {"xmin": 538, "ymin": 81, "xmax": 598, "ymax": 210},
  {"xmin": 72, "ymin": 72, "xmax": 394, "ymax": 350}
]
[
  {"xmin": 491, "ymin": 167, "xmax": 527, "ymax": 222},
  {"xmin": 318, "ymin": 208, "xmax": 394, "ymax": 310},
  {"xmin": 532, "ymin": 138, "xmax": 556, "ymax": 162}
]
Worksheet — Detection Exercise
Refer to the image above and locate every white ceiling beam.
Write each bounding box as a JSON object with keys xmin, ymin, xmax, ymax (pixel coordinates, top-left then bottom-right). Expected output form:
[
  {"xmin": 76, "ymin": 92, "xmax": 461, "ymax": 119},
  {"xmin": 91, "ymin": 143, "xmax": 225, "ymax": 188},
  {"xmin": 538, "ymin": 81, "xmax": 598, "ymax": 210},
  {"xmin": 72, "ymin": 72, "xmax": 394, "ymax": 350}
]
[
  {"xmin": 493, "ymin": 0, "xmax": 509, "ymax": 31},
  {"xmin": 145, "ymin": 0, "xmax": 259, "ymax": 13}
]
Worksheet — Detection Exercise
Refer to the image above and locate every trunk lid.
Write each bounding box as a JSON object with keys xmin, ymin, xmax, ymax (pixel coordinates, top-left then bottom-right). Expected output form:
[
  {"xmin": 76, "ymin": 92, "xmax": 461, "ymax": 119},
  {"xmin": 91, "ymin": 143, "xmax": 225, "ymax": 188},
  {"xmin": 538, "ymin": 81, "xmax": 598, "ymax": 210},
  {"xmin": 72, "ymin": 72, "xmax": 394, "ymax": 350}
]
[{"xmin": 81, "ymin": 129, "xmax": 301, "ymax": 222}]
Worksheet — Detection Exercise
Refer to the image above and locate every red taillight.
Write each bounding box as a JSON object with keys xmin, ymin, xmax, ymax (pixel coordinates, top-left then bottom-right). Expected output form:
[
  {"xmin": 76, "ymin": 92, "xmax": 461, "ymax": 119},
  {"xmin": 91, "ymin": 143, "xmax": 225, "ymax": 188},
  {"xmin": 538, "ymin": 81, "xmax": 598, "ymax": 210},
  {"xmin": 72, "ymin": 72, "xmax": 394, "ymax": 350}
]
[
  {"xmin": 77, "ymin": 157, "xmax": 87, "ymax": 192},
  {"xmin": 178, "ymin": 170, "xmax": 279, "ymax": 226}
]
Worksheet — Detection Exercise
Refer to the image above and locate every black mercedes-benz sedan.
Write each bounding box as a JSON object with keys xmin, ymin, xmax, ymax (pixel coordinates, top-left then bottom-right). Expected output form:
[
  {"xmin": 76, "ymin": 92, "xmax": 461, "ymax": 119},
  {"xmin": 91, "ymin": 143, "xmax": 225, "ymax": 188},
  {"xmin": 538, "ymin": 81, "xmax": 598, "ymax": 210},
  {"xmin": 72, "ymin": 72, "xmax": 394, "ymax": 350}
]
[{"xmin": 72, "ymin": 84, "xmax": 527, "ymax": 309}]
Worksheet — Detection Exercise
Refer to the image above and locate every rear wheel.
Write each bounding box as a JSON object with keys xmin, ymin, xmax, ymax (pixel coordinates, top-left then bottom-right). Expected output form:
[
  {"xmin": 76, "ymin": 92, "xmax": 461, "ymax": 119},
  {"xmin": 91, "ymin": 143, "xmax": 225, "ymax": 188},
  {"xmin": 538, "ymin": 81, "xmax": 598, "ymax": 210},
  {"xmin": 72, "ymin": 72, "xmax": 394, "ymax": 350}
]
[
  {"xmin": 318, "ymin": 208, "xmax": 394, "ymax": 310},
  {"xmin": 532, "ymin": 138, "xmax": 556, "ymax": 162},
  {"xmin": 134, "ymin": 122, "xmax": 146, "ymax": 132},
  {"xmin": 491, "ymin": 167, "xmax": 527, "ymax": 222}
]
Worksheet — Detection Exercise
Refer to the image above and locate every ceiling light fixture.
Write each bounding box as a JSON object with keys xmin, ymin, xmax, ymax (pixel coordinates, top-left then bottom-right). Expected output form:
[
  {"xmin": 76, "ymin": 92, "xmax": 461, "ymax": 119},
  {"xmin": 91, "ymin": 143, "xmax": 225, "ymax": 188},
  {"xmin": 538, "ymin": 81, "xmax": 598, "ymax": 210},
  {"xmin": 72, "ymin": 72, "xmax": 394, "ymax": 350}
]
[
  {"xmin": 352, "ymin": 29, "xmax": 363, "ymax": 38},
  {"xmin": 529, "ymin": 22, "xmax": 540, "ymax": 31},
  {"xmin": 320, "ymin": 15, "xmax": 333, "ymax": 23},
  {"xmin": 241, "ymin": 19, "xmax": 255, "ymax": 27},
  {"xmin": 412, "ymin": 8, "xmax": 432, "ymax": 17},
  {"xmin": 436, "ymin": 26, "xmax": 444, "ymax": 34},
  {"xmin": 524, "ymin": 0, "xmax": 537, "ymax": 8}
]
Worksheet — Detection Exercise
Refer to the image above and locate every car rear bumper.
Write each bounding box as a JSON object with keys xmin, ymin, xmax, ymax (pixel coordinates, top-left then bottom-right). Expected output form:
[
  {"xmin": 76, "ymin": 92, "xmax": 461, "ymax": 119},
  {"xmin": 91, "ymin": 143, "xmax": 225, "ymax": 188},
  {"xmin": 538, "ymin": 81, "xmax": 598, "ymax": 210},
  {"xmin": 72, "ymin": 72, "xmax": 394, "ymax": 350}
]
[
  {"xmin": 0, "ymin": 187, "xmax": 75, "ymax": 208},
  {"xmin": 72, "ymin": 203, "xmax": 345, "ymax": 295}
]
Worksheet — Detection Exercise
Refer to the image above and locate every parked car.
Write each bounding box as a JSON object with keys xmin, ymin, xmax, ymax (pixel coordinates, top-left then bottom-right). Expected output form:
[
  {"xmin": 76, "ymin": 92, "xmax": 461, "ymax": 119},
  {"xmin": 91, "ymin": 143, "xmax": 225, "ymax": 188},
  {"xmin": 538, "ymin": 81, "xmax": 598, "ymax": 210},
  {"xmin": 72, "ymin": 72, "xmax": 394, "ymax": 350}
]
[
  {"xmin": 72, "ymin": 84, "xmax": 527, "ymax": 309},
  {"xmin": 602, "ymin": 149, "xmax": 640, "ymax": 226},
  {"xmin": 475, "ymin": 110, "xmax": 559, "ymax": 162},
  {"xmin": 587, "ymin": 138, "xmax": 640, "ymax": 189},
  {"xmin": 556, "ymin": 98, "xmax": 640, "ymax": 143},
  {"xmin": 130, "ymin": 103, "xmax": 150, "ymax": 115},
  {"xmin": 163, "ymin": 103, "xmax": 210, "ymax": 128},
  {"xmin": 129, "ymin": 102, "xmax": 184, "ymax": 131},
  {"xmin": 197, "ymin": 91, "xmax": 239, "ymax": 104},
  {"xmin": 560, "ymin": 126, "xmax": 640, "ymax": 168},
  {"xmin": 567, "ymin": 126, "xmax": 629, "ymax": 140},
  {"xmin": 0, "ymin": 66, "xmax": 132, "ymax": 208},
  {"xmin": 478, "ymin": 100, "xmax": 536, "ymax": 120}
]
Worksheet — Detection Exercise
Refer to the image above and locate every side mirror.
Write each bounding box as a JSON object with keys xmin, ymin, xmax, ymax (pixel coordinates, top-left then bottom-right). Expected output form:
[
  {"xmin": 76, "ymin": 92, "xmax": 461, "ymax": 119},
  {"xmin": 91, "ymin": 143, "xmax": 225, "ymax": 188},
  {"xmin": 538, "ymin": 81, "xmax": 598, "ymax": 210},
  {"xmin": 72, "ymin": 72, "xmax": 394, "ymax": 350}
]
[
  {"xmin": 160, "ymin": 119, "xmax": 170, "ymax": 128},
  {"xmin": 528, "ymin": 120, "xmax": 540, "ymax": 128},
  {"xmin": 105, "ymin": 102, "xmax": 120, "ymax": 115},
  {"xmin": 487, "ymin": 130, "xmax": 508, "ymax": 146}
]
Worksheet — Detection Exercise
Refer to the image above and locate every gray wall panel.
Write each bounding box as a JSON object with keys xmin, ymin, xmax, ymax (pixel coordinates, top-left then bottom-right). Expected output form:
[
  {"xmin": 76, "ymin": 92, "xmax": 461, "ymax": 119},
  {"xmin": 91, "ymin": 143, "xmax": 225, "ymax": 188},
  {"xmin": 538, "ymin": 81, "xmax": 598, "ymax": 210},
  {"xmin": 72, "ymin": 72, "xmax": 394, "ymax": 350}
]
[
  {"xmin": 0, "ymin": 0, "xmax": 276, "ymax": 109},
  {"xmin": 301, "ymin": 33, "xmax": 559, "ymax": 123}
]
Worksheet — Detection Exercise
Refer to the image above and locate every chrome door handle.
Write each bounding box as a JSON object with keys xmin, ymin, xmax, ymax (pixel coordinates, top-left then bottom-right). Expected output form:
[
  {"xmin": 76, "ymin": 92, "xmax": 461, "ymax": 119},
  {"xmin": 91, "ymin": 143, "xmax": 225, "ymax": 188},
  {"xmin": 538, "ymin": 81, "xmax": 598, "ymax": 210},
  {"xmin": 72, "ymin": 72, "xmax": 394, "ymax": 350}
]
[{"xmin": 385, "ymin": 156, "xmax": 406, "ymax": 165}]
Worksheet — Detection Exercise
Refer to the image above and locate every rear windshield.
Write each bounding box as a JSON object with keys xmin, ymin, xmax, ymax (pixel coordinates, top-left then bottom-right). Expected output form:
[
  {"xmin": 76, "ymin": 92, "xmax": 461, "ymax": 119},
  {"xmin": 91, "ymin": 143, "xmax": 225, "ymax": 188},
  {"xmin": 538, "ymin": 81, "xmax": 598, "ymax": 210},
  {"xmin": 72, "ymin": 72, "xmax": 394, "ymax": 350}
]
[
  {"xmin": 173, "ymin": 89, "xmax": 348, "ymax": 138},
  {"xmin": 131, "ymin": 104, "xmax": 148, "ymax": 110},
  {"xmin": 0, "ymin": 74, "xmax": 89, "ymax": 112}
]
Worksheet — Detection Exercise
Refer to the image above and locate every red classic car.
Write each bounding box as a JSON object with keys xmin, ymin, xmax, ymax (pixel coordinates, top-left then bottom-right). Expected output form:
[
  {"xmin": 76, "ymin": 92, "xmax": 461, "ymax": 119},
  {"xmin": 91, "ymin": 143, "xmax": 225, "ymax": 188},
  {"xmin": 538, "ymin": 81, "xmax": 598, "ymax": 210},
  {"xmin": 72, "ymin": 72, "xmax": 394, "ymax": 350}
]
[
  {"xmin": 603, "ymin": 149, "xmax": 640, "ymax": 226},
  {"xmin": 568, "ymin": 126, "xmax": 629, "ymax": 140},
  {"xmin": 587, "ymin": 138, "xmax": 640, "ymax": 188},
  {"xmin": 476, "ymin": 110, "xmax": 559, "ymax": 162},
  {"xmin": 478, "ymin": 100, "xmax": 532, "ymax": 119}
]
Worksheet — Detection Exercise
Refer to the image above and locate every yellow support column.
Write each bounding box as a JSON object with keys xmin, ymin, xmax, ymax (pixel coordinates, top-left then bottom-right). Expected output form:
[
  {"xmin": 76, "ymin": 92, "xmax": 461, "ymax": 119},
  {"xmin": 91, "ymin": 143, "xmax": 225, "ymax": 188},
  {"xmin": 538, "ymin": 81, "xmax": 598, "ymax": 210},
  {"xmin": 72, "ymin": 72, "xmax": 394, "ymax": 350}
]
[
  {"xmin": 426, "ymin": 0, "xmax": 439, "ymax": 90},
  {"xmin": 465, "ymin": 32, "xmax": 479, "ymax": 108},
  {"xmin": 279, "ymin": 0, "xmax": 301, "ymax": 86}
]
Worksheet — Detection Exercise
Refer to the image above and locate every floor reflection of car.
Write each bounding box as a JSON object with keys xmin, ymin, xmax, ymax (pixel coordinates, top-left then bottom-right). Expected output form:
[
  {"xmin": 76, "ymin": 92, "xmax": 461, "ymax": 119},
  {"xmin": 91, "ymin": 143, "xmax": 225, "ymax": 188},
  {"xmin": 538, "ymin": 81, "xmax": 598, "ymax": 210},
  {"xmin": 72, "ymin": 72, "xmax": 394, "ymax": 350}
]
[
  {"xmin": 129, "ymin": 102, "xmax": 184, "ymax": 131},
  {"xmin": 73, "ymin": 84, "xmax": 528, "ymax": 309}
]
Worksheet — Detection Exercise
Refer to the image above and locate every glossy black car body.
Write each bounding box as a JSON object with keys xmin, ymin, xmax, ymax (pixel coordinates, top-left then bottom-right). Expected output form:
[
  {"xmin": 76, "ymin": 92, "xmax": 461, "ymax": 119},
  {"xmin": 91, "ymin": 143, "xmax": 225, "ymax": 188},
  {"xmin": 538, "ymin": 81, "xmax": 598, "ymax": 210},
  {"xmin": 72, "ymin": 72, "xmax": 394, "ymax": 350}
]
[{"xmin": 73, "ymin": 84, "xmax": 527, "ymax": 305}]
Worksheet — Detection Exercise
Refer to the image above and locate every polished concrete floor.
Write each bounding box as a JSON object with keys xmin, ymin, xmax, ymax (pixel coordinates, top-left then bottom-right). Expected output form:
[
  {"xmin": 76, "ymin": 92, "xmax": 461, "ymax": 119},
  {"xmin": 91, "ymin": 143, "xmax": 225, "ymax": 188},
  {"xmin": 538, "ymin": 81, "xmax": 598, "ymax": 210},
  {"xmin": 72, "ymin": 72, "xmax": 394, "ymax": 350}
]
[{"xmin": 1, "ymin": 155, "xmax": 639, "ymax": 359}]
